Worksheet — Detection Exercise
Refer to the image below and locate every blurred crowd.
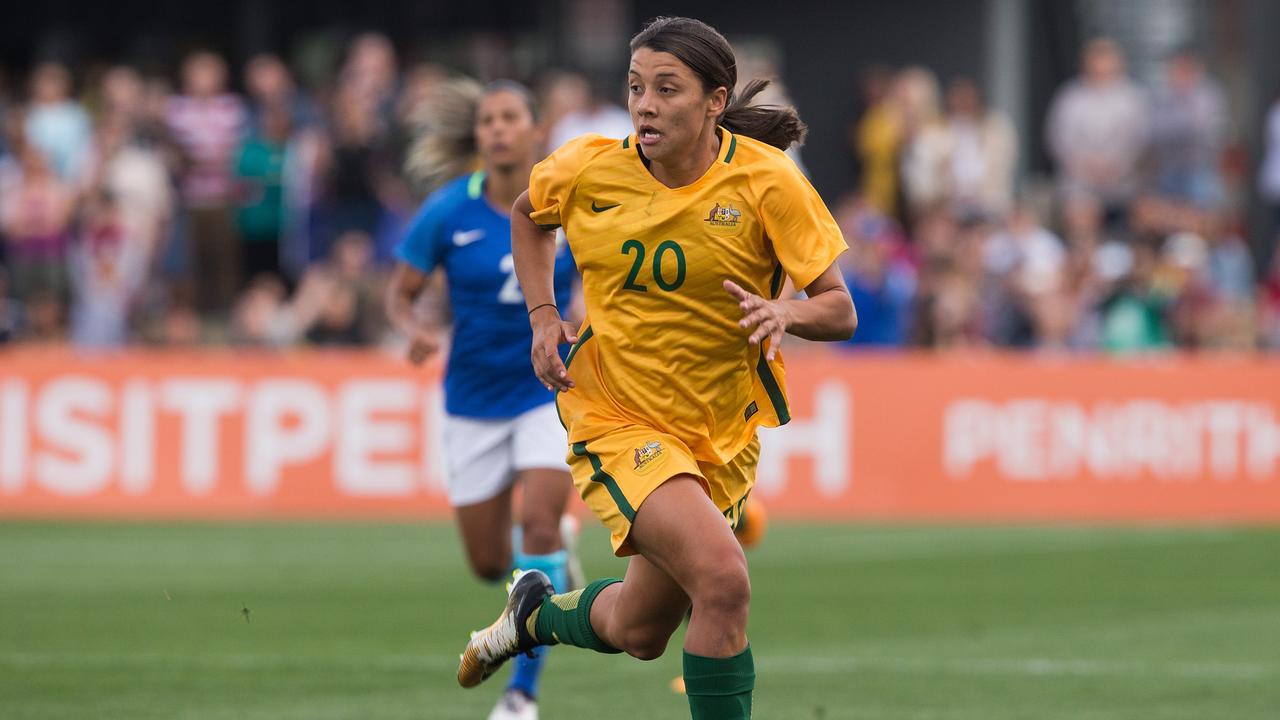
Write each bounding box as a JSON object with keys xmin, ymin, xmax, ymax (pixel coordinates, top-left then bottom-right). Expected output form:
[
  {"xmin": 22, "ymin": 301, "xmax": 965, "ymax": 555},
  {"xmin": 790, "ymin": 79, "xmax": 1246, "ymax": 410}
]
[
  {"xmin": 841, "ymin": 38, "xmax": 1280, "ymax": 353},
  {"xmin": 0, "ymin": 34, "xmax": 629, "ymax": 350},
  {"xmin": 1, "ymin": 34, "xmax": 1280, "ymax": 353}
]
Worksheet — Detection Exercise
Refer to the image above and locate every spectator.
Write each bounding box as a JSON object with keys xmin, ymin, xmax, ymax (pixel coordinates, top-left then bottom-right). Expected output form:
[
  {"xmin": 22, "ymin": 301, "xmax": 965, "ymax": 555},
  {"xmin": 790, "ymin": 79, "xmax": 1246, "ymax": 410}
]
[
  {"xmin": 892, "ymin": 67, "xmax": 943, "ymax": 222},
  {"xmin": 854, "ymin": 69, "xmax": 903, "ymax": 217},
  {"xmin": 304, "ymin": 229, "xmax": 384, "ymax": 345},
  {"xmin": 244, "ymin": 53, "xmax": 321, "ymax": 132},
  {"xmin": 915, "ymin": 255, "xmax": 986, "ymax": 349},
  {"xmin": 235, "ymin": 102, "xmax": 292, "ymax": 282},
  {"xmin": 230, "ymin": 273, "xmax": 297, "ymax": 346},
  {"xmin": 68, "ymin": 189, "xmax": 148, "ymax": 347},
  {"xmin": 1147, "ymin": 48, "xmax": 1227, "ymax": 207},
  {"xmin": 0, "ymin": 139, "xmax": 75, "ymax": 306},
  {"xmin": 838, "ymin": 198, "xmax": 916, "ymax": 348},
  {"xmin": 165, "ymin": 50, "xmax": 248, "ymax": 317},
  {"xmin": 544, "ymin": 71, "xmax": 632, "ymax": 151},
  {"xmin": 901, "ymin": 76, "xmax": 1016, "ymax": 219},
  {"xmin": 1098, "ymin": 240, "xmax": 1171, "ymax": 354},
  {"xmin": 340, "ymin": 33, "xmax": 399, "ymax": 124},
  {"xmin": 983, "ymin": 203, "xmax": 1068, "ymax": 346},
  {"xmin": 1057, "ymin": 192, "xmax": 1131, "ymax": 348},
  {"xmin": 1046, "ymin": 38, "xmax": 1147, "ymax": 226},
  {"xmin": 24, "ymin": 62, "xmax": 92, "ymax": 183},
  {"xmin": 100, "ymin": 65, "xmax": 146, "ymax": 128},
  {"xmin": 85, "ymin": 111, "xmax": 172, "ymax": 272},
  {"xmin": 944, "ymin": 77, "xmax": 1016, "ymax": 217},
  {"xmin": 320, "ymin": 85, "xmax": 398, "ymax": 257},
  {"xmin": 843, "ymin": 66, "xmax": 893, "ymax": 193},
  {"xmin": 1260, "ymin": 93, "xmax": 1280, "ymax": 247},
  {"xmin": 1158, "ymin": 231, "xmax": 1222, "ymax": 349}
]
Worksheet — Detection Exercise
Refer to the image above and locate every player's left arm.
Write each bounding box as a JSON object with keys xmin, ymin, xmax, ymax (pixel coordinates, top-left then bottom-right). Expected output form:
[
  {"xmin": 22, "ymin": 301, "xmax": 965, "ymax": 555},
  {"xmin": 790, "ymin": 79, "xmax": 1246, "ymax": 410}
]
[
  {"xmin": 729, "ymin": 154, "xmax": 858, "ymax": 357},
  {"xmin": 725, "ymin": 266, "xmax": 856, "ymax": 360}
]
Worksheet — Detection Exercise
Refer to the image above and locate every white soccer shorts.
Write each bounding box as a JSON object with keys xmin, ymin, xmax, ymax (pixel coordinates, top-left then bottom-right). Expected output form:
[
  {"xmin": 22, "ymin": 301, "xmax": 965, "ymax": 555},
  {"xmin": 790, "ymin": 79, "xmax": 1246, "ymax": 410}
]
[{"xmin": 442, "ymin": 401, "xmax": 570, "ymax": 507}]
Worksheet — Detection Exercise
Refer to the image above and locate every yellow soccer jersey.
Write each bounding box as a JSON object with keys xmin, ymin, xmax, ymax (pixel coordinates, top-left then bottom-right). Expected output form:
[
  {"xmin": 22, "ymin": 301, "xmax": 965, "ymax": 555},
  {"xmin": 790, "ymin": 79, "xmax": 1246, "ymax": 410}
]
[{"xmin": 530, "ymin": 128, "xmax": 847, "ymax": 465}]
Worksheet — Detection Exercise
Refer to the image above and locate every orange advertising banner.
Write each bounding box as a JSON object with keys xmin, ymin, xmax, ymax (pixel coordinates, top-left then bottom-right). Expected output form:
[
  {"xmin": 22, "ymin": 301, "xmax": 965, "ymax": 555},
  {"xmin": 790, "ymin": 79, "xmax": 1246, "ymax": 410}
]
[{"xmin": 1, "ymin": 349, "xmax": 1278, "ymax": 521}]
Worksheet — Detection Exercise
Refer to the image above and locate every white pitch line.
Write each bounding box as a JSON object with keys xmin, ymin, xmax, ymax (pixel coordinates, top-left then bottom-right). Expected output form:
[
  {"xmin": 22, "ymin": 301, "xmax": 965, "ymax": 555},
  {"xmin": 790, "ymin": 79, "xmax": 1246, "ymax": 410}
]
[{"xmin": 757, "ymin": 654, "xmax": 1276, "ymax": 681}]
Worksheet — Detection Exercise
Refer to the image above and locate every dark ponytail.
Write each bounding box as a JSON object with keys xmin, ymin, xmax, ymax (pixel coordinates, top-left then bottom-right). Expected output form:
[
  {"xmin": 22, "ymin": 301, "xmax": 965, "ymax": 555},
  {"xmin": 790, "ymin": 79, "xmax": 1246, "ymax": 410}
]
[
  {"xmin": 630, "ymin": 16, "xmax": 807, "ymax": 151},
  {"xmin": 722, "ymin": 77, "xmax": 808, "ymax": 150}
]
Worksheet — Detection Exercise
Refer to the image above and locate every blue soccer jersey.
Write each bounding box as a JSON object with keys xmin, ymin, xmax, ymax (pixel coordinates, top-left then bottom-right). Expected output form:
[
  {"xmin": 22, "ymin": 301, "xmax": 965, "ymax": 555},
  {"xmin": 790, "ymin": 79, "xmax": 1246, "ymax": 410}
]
[{"xmin": 396, "ymin": 171, "xmax": 576, "ymax": 418}]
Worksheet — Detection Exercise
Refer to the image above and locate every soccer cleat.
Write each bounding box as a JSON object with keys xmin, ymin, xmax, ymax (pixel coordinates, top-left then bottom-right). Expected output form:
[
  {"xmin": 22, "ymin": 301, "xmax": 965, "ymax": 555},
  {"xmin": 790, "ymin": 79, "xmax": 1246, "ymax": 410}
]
[
  {"xmin": 487, "ymin": 689, "xmax": 539, "ymax": 720},
  {"xmin": 560, "ymin": 514, "xmax": 586, "ymax": 591},
  {"xmin": 457, "ymin": 569, "xmax": 552, "ymax": 689}
]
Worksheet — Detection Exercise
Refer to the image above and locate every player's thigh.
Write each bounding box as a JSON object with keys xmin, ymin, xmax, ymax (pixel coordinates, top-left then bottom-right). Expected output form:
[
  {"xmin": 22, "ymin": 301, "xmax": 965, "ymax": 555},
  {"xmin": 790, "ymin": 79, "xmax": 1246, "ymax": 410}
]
[
  {"xmin": 512, "ymin": 402, "xmax": 573, "ymax": 541},
  {"xmin": 627, "ymin": 475, "xmax": 749, "ymax": 604}
]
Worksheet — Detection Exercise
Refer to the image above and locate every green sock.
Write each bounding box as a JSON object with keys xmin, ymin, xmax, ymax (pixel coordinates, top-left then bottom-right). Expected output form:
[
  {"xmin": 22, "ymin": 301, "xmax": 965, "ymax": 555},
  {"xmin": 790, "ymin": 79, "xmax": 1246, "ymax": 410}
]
[
  {"xmin": 528, "ymin": 578, "xmax": 622, "ymax": 654},
  {"xmin": 684, "ymin": 645, "xmax": 755, "ymax": 719}
]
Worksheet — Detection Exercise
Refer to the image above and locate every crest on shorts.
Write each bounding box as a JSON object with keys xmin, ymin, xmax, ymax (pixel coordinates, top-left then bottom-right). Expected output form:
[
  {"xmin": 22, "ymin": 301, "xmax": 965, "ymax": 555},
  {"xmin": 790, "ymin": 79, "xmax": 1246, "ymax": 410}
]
[
  {"xmin": 633, "ymin": 440, "xmax": 664, "ymax": 471},
  {"xmin": 705, "ymin": 202, "xmax": 742, "ymax": 230}
]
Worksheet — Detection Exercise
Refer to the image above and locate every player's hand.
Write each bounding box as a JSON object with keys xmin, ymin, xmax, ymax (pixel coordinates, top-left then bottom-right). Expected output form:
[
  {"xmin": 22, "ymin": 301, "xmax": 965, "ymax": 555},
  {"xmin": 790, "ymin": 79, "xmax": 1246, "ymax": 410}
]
[
  {"xmin": 724, "ymin": 279, "xmax": 790, "ymax": 361},
  {"xmin": 530, "ymin": 306, "xmax": 579, "ymax": 392},
  {"xmin": 406, "ymin": 329, "xmax": 440, "ymax": 366}
]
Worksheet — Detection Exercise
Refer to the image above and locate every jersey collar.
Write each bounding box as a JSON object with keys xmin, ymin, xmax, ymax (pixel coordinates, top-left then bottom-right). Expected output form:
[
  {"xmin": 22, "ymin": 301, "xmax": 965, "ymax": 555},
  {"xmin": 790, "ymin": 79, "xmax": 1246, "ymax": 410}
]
[{"xmin": 626, "ymin": 126, "xmax": 736, "ymax": 191}]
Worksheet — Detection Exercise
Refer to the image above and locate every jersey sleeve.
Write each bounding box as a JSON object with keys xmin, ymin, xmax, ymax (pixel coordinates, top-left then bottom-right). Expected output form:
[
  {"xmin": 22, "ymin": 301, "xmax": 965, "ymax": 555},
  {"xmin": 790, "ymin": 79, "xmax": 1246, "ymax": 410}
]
[
  {"xmin": 394, "ymin": 189, "xmax": 455, "ymax": 273},
  {"xmin": 757, "ymin": 158, "xmax": 849, "ymax": 291},
  {"xmin": 528, "ymin": 134, "xmax": 607, "ymax": 230}
]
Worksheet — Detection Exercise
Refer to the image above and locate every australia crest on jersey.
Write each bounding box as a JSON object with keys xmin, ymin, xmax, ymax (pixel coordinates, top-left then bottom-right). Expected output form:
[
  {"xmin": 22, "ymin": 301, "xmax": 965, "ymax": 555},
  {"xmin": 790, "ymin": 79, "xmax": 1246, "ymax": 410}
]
[
  {"xmin": 704, "ymin": 201, "xmax": 743, "ymax": 234},
  {"xmin": 633, "ymin": 440, "xmax": 665, "ymax": 472}
]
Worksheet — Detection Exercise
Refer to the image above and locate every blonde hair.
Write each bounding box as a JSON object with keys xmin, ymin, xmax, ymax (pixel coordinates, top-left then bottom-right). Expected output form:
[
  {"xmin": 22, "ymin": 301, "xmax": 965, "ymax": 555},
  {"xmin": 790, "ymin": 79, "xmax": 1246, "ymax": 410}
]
[
  {"xmin": 404, "ymin": 77, "xmax": 484, "ymax": 194},
  {"xmin": 404, "ymin": 78, "xmax": 539, "ymax": 195}
]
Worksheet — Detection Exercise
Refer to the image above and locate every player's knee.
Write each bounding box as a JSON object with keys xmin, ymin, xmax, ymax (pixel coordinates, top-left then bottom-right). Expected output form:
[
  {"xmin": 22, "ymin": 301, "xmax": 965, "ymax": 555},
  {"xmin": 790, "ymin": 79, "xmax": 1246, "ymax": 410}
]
[
  {"xmin": 518, "ymin": 519, "xmax": 560, "ymax": 555},
  {"xmin": 617, "ymin": 625, "xmax": 673, "ymax": 661},
  {"xmin": 691, "ymin": 552, "xmax": 751, "ymax": 620},
  {"xmin": 468, "ymin": 556, "xmax": 510, "ymax": 583}
]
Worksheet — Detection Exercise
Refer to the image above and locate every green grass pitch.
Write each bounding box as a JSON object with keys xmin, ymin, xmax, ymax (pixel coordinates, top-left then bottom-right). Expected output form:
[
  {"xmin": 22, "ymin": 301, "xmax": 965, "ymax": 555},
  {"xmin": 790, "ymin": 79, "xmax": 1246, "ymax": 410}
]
[{"xmin": 2, "ymin": 521, "xmax": 1278, "ymax": 719}]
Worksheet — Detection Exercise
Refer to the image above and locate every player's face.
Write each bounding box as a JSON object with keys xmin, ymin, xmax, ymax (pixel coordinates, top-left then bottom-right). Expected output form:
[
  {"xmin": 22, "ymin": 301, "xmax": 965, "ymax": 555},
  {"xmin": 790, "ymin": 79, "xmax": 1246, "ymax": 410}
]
[
  {"xmin": 475, "ymin": 90, "xmax": 537, "ymax": 173},
  {"xmin": 627, "ymin": 48, "xmax": 726, "ymax": 164}
]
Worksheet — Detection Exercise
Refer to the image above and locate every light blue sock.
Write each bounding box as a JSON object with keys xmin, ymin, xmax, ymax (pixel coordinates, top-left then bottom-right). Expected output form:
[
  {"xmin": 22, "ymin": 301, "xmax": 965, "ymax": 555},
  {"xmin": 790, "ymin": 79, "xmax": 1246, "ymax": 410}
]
[{"xmin": 506, "ymin": 544, "xmax": 569, "ymax": 699}]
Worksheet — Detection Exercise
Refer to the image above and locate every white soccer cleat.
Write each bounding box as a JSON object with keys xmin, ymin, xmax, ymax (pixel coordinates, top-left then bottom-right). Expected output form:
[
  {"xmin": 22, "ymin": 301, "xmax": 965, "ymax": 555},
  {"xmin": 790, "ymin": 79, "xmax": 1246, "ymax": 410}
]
[
  {"xmin": 457, "ymin": 569, "xmax": 553, "ymax": 688},
  {"xmin": 560, "ymin": 513, "xmax": 586, "ymax": 591},
  {"xmin": 487, "ymin": 689, "xmax": 538, "ymax": 720}
]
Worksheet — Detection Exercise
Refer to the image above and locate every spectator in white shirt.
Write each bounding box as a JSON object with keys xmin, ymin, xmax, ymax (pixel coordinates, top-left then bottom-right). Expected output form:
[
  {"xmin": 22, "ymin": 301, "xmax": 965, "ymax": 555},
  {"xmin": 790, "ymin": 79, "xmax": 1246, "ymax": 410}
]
[{"xmin": 1046, "ymin": 38, "xmax": 1147, "ymax": 225}]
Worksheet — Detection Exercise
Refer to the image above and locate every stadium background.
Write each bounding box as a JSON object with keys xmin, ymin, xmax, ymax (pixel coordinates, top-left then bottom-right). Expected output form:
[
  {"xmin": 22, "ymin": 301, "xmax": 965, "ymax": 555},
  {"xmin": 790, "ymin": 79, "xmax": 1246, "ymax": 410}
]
[{"xmin": 2, "ymin": 1, "xmax": 1280, "ymax": 718}]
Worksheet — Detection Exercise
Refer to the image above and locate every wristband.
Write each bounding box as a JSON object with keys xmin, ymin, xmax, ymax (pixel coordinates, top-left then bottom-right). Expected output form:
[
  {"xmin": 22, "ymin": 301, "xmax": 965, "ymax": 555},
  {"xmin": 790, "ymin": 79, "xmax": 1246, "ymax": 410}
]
[{"xmin": 527, "ymin": 303, "xmax": 558, "ymax": 316}]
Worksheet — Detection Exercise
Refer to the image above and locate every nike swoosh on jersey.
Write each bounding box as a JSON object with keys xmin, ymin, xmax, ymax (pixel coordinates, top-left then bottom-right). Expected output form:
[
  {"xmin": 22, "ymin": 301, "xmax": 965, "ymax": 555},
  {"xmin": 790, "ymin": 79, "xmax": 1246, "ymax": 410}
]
[
  {"xmin": 591, "ymin": 201, "xmax": 621, "ymax": 213},
  {"xmin": 452, "ymin": 229, "xmax": 485, "ymax": 246}
]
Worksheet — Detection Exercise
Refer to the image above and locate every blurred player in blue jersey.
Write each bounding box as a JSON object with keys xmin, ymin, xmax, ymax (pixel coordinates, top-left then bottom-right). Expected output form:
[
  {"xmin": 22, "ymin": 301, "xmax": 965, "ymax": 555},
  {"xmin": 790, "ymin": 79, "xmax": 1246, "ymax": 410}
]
[{"xmin": 386, "ymin": 79, "xmax": 579, "ymax": 720}]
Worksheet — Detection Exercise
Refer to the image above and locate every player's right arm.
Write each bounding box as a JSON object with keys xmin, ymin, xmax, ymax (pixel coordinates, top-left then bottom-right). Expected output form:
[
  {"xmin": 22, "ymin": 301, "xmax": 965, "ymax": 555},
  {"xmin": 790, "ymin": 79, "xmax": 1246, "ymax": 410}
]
[
  {"xmin": 515, "ymin": 135, "xmax": 610, "ymax": 392},
  {"xmin": 385, "ymin": 263, "xmax": 443, "ymax": 365},
  {"xmin": 386, "ymin": 189, "xmax": 454, "ymax": 365},
  {"xmin": 512, "ymin": 190, "xmax": 578, "ymax": 391}
]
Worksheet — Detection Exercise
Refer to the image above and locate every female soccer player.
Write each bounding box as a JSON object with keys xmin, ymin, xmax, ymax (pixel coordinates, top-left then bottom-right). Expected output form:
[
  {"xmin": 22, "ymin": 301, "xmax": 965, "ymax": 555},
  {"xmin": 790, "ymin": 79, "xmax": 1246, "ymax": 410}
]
[
  {"xmin": 457, "ymin": 17, "xmax": 856, "ymax": 719},
  {"xmin": 387, "ymin": 80, "xmax": 579, "ymax": 720}
]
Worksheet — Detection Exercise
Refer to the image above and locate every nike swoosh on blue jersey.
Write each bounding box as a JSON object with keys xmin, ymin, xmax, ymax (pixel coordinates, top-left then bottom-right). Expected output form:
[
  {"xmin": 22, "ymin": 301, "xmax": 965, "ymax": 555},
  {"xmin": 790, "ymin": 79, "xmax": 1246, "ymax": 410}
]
[{"xmin": 452, "ymin": 229, "xmax": 486, "ymax": 246}]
